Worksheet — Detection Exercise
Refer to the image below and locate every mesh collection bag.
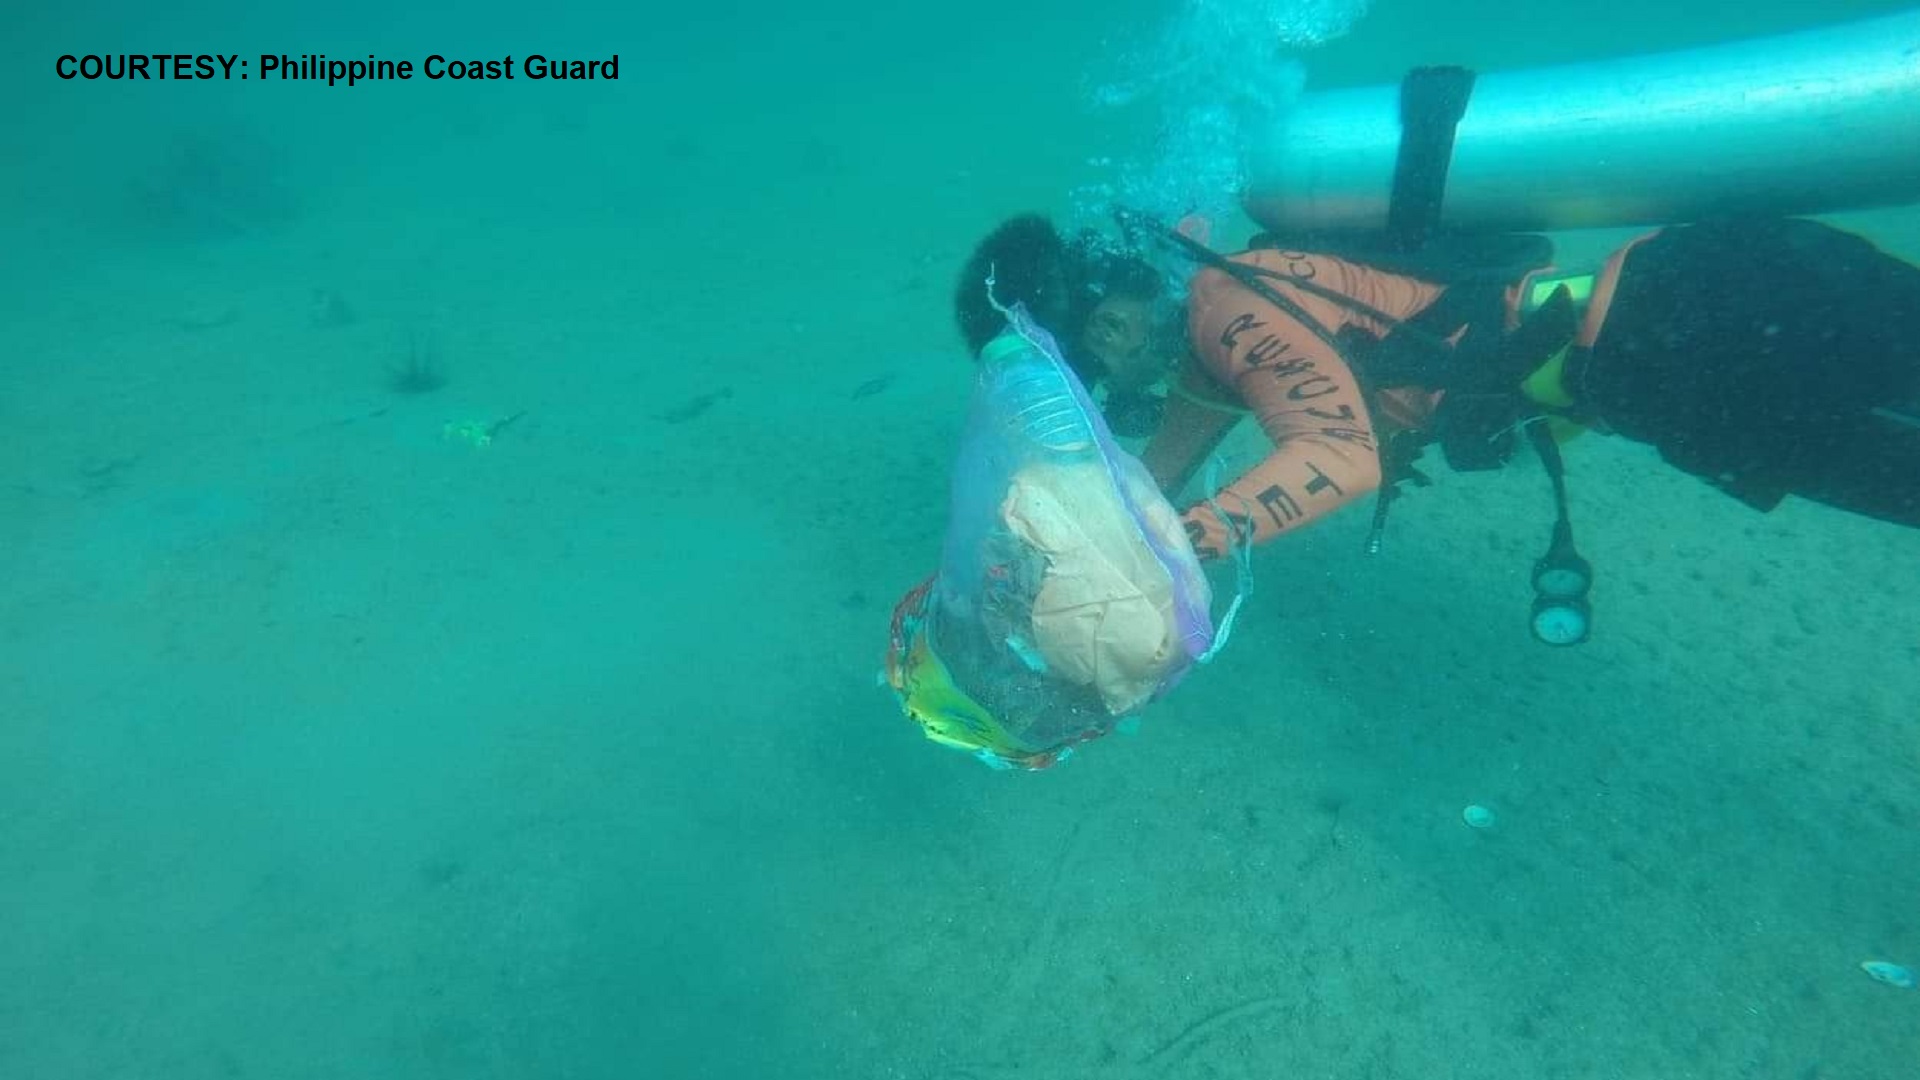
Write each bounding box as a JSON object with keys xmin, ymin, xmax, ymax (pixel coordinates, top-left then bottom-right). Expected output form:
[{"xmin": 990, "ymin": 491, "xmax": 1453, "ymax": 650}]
[{"xmin": 885, "ymin": 303, "xmax": 1237, "ymax": 770}]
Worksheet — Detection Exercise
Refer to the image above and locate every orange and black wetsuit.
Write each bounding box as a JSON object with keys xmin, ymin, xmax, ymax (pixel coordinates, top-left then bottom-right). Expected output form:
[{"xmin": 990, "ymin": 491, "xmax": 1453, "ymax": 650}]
[
  {"xmin": 1142, "ymin": 248, "xmax": 1475, "ymax": 560},
  {"xmin": 1145, "ymin": 218, "xmax": 1920, "ymax": 556}
]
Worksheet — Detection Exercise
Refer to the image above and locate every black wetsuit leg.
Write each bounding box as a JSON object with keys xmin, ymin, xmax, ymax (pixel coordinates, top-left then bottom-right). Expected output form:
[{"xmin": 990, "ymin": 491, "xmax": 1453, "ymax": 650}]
[{"xmin": 1573, "ymin": 216, "xmax": 1920, "ymax": 527}]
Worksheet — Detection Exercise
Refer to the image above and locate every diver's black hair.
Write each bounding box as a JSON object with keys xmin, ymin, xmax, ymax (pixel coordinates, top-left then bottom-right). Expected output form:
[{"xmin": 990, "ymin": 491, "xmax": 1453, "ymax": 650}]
[
  {"xmin": 953, "ymin": 213, "xmax": 1170, "ymax": 382},
  {"xmin": 953, "ymin": 213, "xmax": 1072, "ymax": 356}
]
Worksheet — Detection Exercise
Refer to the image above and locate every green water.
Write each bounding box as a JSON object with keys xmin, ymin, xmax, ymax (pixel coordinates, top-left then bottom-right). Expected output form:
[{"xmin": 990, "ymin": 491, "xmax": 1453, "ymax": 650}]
[{"xmin": 2, "ymin": 3, "xmax": 1915, "ymax": 1077}]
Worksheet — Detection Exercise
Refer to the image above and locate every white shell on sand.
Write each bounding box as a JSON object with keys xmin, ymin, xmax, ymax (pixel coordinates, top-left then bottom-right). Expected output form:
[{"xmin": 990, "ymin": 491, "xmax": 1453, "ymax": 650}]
[
  {"xmin": 1462, "ymin": 804, "xmax": 1497, "ymax": 829},
  {"xmin": 1861, "ymin": 960, "xmax": 1916, "ymax": 989}
]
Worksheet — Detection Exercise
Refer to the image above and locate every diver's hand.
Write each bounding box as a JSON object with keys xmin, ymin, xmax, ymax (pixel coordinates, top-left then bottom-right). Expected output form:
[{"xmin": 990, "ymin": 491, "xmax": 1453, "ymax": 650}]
[{"xmin": 1179, "ymin": 506, "xmax": 1226, "ymax": 563}]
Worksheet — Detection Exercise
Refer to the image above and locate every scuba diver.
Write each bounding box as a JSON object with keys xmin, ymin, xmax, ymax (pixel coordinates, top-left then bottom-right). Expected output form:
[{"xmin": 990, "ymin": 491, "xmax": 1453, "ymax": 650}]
[{"xmin": 953, "ymin": 212, "xmax": 1920, "ymax": 644}]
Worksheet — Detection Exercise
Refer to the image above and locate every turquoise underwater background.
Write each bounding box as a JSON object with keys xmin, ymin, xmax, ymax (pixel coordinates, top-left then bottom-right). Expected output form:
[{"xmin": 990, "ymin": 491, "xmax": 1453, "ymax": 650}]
[{"xmin": 3, "ymin": 1, "xmax": 1918, "ymax": 1077}]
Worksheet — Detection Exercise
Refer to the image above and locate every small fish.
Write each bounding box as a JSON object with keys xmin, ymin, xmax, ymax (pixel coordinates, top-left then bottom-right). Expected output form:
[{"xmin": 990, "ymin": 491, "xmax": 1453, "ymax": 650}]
[
  {"xmin": 851, "ymin": 375, "xmax": 893, "ymax": 400},
  {"xmin": 658, "ymin": 387, "xmax": 733, "ymax": 424},
  {"xmin": 1861, "ymin": 960, "xmax": 1916, "ymax": 989},
  {"xmin": 486, "ymin": 411, "xmax": 528, "ymax": 440}
]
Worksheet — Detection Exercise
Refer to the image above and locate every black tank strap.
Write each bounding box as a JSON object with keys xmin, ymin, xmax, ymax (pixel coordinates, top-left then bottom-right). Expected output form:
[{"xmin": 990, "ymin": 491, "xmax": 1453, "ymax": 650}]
[{"xmin": 1388, "ymin": 66, "xmax": 1478, "ymax": 253}]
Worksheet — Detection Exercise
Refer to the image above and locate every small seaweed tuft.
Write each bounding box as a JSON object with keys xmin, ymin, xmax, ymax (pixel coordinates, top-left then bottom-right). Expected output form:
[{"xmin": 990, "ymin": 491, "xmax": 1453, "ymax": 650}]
[{"xmin": 386, "ymin": 332, "xmax": 446, "ymax": 395}]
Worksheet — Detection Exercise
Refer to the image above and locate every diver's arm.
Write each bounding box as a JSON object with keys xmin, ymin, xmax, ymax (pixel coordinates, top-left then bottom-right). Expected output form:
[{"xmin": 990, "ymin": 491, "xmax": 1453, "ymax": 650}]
[
  {"xmin": 1139, "ymin": 361, "xmax": 1243, "ymax": 494},
  {"xmin": 1177, "ymin": 269, "xmax": 1382, "ymax": 561}
]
